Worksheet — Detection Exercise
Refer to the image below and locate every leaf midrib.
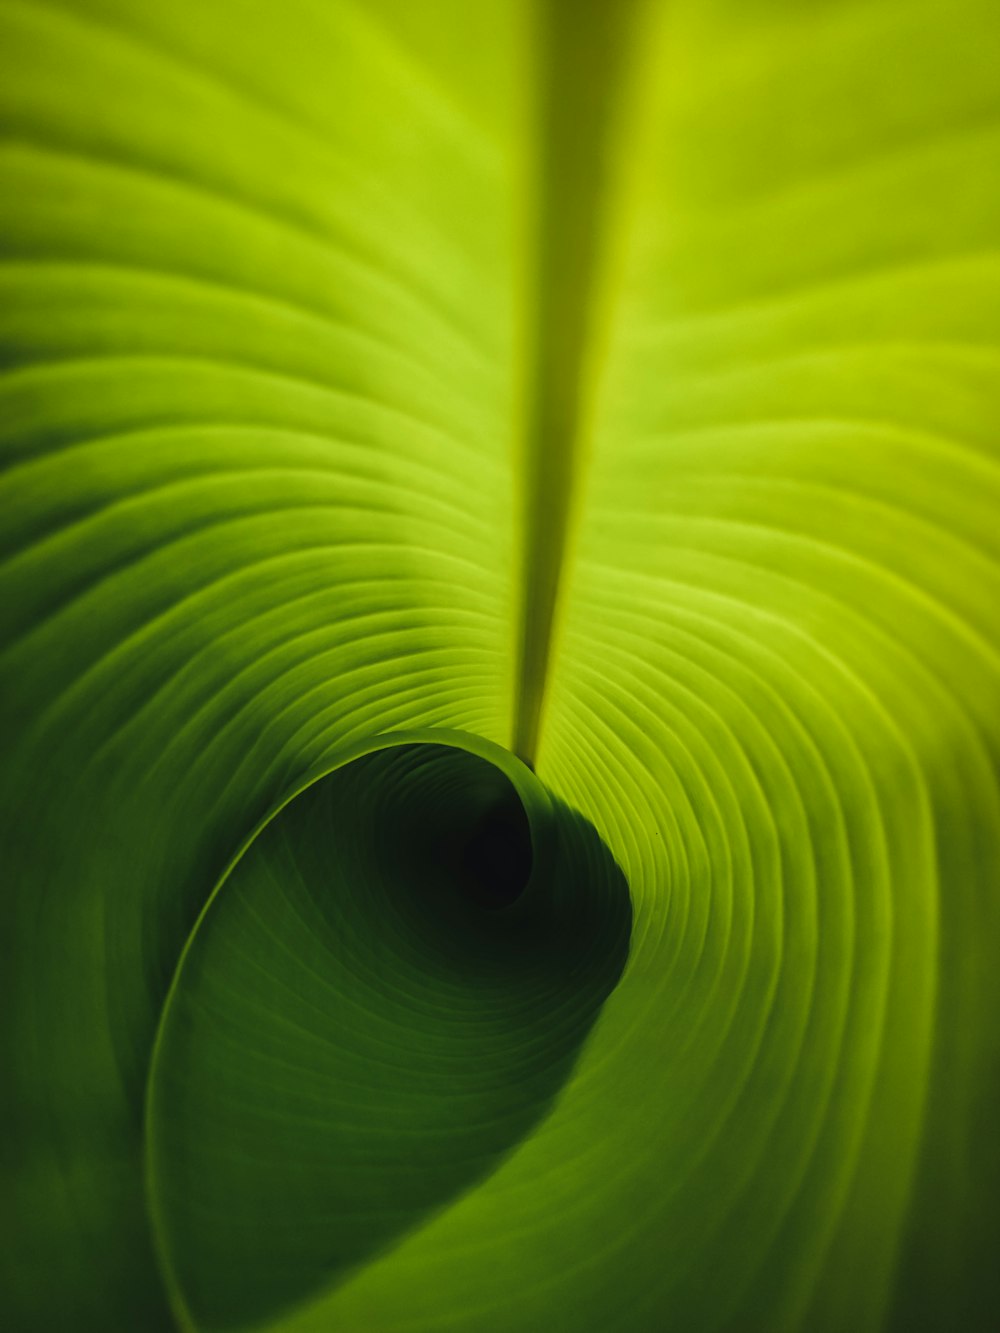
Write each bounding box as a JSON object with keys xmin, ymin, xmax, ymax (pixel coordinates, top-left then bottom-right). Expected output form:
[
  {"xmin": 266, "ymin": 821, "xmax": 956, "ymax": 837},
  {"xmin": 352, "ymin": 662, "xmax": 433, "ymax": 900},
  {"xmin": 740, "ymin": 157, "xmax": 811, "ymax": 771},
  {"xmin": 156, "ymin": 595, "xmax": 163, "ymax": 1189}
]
[{"xmin": 511, "ymin": 0, "xmax": 644, "ymax": 766}]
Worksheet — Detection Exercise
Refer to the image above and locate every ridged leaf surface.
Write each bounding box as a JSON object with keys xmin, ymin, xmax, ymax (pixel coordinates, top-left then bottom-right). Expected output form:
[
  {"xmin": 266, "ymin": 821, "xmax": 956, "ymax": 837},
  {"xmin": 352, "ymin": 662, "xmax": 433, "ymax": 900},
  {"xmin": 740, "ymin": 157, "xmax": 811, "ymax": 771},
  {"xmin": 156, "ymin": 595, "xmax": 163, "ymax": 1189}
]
[{"xmin": 1, "ymin": 2, "xmax": 998, "ymax": 1330}]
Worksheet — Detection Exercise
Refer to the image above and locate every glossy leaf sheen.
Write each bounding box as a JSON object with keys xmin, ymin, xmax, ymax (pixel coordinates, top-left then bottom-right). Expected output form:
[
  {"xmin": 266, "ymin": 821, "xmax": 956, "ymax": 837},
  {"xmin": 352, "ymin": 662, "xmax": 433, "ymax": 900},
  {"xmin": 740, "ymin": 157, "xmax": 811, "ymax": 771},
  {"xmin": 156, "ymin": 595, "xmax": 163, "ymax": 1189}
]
[{"xmin": 1, "ymin": 1, "xmax": 998, "ymax": 1331}]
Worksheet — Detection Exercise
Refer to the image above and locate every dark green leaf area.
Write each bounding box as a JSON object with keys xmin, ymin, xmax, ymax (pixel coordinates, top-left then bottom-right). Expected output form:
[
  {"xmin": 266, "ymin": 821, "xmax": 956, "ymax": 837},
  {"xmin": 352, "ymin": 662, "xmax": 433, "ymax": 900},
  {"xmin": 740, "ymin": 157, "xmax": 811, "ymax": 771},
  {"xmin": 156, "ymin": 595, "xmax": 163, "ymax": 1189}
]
[{"xmin": 148, "ymin": 743, "xmax": 631, "ymax": 1330}]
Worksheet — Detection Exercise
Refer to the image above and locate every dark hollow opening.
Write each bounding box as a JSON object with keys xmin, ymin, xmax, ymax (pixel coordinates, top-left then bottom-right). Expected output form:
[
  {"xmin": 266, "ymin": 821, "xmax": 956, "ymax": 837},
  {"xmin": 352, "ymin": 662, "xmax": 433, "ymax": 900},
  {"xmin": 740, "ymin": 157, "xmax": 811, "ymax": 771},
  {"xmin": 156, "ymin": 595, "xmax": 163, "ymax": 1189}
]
[{"xmin": 456, "ymin": 791, "xmax": 533, "ymax": 909}]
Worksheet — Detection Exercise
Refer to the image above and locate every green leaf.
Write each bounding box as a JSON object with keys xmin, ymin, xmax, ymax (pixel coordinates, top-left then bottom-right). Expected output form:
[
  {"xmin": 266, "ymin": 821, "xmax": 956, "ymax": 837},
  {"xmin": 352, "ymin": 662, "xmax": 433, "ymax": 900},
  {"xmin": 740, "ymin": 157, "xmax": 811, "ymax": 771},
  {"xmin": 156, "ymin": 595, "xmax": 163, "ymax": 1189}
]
[
  {"xmin": 2, "ymin": 1, "xmax": 998, "ymax": 1331},
  {"xmin": 147, "ymin": 738, "xmax": 629, "ymax": 1330}
]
